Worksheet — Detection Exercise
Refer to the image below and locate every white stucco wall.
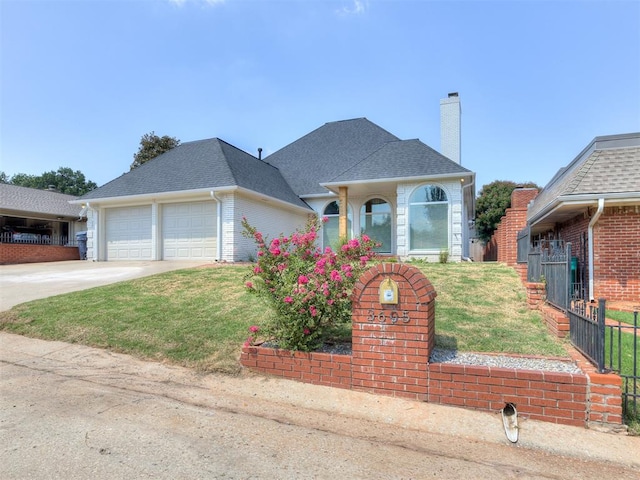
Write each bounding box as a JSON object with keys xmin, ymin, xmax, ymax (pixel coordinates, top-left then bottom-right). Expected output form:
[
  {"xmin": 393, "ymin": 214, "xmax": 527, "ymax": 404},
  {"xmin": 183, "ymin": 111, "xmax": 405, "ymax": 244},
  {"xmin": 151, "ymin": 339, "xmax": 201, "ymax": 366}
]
[{"xmin": 227, "ymin": 193, "xmax": 311, "ymax": 262}]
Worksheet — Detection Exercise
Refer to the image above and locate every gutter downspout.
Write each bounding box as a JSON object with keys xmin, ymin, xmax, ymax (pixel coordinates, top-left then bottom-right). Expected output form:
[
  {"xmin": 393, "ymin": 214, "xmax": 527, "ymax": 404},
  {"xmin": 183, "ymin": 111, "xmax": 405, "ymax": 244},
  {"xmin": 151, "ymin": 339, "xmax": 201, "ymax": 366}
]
[
  {"xmin": 462, "ymin": 179, "xmax": 475, "ymax": 259},
  {"xmin": 211, "ymin": 191, "xmax": 223, "ymax": 262},
  {"xmin": 588, "ymin": 198, "xmax": 605, "ymax": 301}
]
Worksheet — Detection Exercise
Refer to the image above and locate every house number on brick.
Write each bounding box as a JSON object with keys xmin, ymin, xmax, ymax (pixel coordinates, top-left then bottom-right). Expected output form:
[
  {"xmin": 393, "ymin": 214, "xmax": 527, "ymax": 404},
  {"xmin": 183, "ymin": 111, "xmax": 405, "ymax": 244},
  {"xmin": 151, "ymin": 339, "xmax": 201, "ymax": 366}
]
[{"xmin": 366, "ymin": 309, "xmax": 410, "ymax": 324}]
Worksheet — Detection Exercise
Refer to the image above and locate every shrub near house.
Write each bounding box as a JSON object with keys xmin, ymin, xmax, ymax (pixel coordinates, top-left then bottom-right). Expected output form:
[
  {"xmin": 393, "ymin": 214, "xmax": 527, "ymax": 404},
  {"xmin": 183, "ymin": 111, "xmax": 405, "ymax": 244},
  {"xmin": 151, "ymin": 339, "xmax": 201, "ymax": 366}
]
[{"xmin": 242, "ymin": 216, "xmax": 378, "ymax": 351}]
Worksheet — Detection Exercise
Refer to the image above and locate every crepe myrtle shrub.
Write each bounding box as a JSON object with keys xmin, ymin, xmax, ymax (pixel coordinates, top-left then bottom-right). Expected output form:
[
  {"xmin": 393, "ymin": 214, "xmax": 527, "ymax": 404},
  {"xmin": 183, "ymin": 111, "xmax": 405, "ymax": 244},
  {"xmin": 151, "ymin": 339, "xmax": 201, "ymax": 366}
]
[{"xmin": 241, "ymin": 216, "xmax": 379, "ymax": 352}]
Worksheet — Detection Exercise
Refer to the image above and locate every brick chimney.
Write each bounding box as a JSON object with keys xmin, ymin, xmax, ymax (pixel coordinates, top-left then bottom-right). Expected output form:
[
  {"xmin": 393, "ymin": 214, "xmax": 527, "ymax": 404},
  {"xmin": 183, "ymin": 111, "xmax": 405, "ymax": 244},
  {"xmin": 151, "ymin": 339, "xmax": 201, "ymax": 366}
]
[{"xmin": 440, "ymin": 92, "xmax": 461, "ymax": 164}]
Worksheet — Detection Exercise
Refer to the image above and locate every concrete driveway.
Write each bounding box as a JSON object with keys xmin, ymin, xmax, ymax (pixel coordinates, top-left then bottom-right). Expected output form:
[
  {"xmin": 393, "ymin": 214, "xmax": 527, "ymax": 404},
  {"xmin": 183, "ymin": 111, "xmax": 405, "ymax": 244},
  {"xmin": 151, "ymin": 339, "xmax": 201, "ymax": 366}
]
[{"xmin": 0, "ymin": 260, "xmax": 207, "ymax": 311}]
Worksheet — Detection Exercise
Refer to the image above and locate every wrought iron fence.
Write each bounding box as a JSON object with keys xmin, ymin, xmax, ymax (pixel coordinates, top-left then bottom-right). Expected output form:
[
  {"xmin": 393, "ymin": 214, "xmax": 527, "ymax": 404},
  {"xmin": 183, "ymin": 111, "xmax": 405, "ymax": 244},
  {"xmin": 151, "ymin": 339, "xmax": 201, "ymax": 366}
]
[
  {"xmin": 527, "ymin": 250, "xmax": 542, "ymax": 282},
  {"xmin": 520, "ymin": 233, "xmax": 638, "ymax": 422},
  {"xmin": 0, "ymin": 232, "xmax": 72, "ymax": 246},
  {"xmin": 605, "ymin": 311, "xmax": 639, "ymax": 421},
  {"xmin": 569, "ymin": 298, "xmax": 605, "ymax": 372},
  {"xmin": 541, "ymin": 243, "xmax": 571, "ymax": 311},
  {"xmin": 569, "ymin": 299, "xmax": 639, "ymax": 420},
  {"xmin": 517, "ymin": 227, "xmax": 529, "ymax": 263}
]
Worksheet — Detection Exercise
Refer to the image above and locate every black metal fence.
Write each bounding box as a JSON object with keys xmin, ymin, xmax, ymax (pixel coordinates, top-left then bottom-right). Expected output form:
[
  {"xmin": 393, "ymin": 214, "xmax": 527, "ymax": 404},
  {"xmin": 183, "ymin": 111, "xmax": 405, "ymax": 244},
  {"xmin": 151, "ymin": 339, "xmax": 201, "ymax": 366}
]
[
  {"xmin": 569, "ymin": 298, "xmax": 605, "ymax": 371},
  {"xmin": 605, "ymin": 311, "xmax": 639, "ymax": 421},
  {"xmin": 542, "ymin": 243, "xmax": 571, "ymax": 312},
  {"xmin": 517, "ymin": 227, "xmax": 529, "ymax": 264},
  {"xmin": 569, "ymin": 298, "xmax": 639, "ymax": 420},
  {"xmin": 521, "ymin": 234, "xmax": 638, "ymax": 421}
]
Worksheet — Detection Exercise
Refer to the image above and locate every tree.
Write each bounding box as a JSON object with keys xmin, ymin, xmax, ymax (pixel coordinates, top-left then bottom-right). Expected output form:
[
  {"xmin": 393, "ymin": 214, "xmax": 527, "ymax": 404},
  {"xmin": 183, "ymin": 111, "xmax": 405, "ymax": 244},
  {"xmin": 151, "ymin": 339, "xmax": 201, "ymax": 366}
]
[
  {"xmin": 7, "ymin": 167, "xmax": 97, "ymax": 196},
  {"xmin": 131, "ymin": 132, "xmax": 180, "ymax": 170},
  {"xmin": 475, "ymin": 180, "xmax": 539, "ymax": 243},
  {"xmin": 0, "ymin": 171, "xmax": 9, "ymax": 183}
]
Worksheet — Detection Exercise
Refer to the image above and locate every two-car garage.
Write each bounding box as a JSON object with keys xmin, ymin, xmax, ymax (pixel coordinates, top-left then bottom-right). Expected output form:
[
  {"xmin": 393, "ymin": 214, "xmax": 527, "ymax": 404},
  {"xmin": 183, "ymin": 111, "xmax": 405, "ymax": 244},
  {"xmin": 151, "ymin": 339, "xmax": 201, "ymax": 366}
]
[{"xmin": 104, "ymin": 201, "xmax": 216, "ymax": 261}]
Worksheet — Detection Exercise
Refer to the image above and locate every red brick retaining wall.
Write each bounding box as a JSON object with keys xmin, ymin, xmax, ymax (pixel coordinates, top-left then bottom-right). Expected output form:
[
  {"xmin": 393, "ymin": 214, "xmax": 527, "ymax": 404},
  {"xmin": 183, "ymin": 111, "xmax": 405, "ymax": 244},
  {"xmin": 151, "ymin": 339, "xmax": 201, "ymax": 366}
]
[
  {"xmin": 539, "ymin": 303, "xmax": 571, "ymax": 338},
  {"xmin": 427, "ymin": 363, "xmax": 588, "ymax": 426},
  {"xmin": 241, "ymin": 346, "xmax": 593, "ymax": 427},
  {"xmin": 241, "ymin": 263, "xmax": 623, "ymax": 428},
  {"xmin": 0, "ymin": 244, "xmax": 80, "ymax": 265}
]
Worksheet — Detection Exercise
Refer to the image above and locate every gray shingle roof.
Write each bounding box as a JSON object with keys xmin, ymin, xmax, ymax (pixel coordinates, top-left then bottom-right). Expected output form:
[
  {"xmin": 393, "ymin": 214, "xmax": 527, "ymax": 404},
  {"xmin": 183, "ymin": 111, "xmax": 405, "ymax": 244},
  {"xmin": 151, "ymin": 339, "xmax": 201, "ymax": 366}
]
[
  {"xmin": 327, "ymin": 138, "xmax": 472, "ymax": 183},
  {"xmin": 79, "ymin": 138, "xmax": 309, "ymax": 209},
  {"xmin": 264, "ymin": 118, "xmax": 401, "ymax": 196},
  {"xmin": 79, "ymin": 118, "xmax": 474, "ymax": 206},
  {"xmin": 0, "ymin": 184, "xmax": 81, "ymax": 217},
  {"xmin": 528, "ymin": 133, "xmax": 640, "ymax": 221}
]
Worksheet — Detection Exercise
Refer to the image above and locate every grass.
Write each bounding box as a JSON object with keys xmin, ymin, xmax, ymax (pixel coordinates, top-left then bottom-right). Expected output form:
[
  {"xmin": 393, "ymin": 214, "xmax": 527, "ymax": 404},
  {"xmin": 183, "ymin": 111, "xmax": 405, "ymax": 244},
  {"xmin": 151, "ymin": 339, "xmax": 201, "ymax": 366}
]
[
  {"xmin": 0, "ymin": 262, "xmax": 569, "ymax": 376},
  {"xmin": 604, "ymin": 326, "xmax": 640, "ymax": 434},
  {"xmin": 607, "ymin": 309, "xmax": 638, "ymax": 326},
  {"xmin": 0, "ymin": 266, "xmax": 267, "ymax": 374},
  {"xmin": 411, "ymin": 262, "xmax": 568, "ymax": 356}
]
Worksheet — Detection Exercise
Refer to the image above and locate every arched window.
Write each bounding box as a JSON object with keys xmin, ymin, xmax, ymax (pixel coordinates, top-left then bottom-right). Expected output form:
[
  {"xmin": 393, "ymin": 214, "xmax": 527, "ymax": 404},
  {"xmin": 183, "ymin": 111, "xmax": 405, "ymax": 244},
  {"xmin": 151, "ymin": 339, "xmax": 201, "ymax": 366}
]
[
  {"xmin": 360, "ymin": 198, "xmax": 391, "ymax": 253},
  {"xmin": 409, "ymin": 185, "xmax": 448, "ymax": 251},
  {"xmin": 322, "ymin": 201, "xmax": 352, "ymax": 250}
]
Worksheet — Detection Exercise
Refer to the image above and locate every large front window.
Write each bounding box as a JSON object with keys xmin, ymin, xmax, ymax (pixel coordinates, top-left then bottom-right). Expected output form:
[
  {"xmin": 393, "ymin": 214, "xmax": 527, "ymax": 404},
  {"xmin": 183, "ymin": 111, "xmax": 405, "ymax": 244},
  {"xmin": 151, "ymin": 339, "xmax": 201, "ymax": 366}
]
[
  {"xmin": 360, "ymin": 198, "xmax": 391, "ymax": 253},
  {"xmin": 409, "ymin": 185, "xmax": 448, "ymax": 251},
  {"xmin": 322, "ymin": 201, "xmax": 351, "ymax": 250}
]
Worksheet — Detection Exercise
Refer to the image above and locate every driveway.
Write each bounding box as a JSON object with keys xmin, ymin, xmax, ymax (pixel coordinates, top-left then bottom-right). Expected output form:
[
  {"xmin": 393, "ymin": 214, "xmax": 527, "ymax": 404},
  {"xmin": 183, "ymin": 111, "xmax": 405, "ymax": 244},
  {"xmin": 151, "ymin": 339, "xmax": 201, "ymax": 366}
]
[{"xmin": 0, "ymin": 260, "xmax": 206, "ymax": 311}]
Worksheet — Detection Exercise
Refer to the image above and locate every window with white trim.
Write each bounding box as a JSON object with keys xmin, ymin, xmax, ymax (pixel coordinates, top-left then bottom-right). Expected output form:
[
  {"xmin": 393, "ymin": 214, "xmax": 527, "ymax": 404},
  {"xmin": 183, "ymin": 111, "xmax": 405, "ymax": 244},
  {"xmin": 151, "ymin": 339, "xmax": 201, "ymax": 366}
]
[
  {"xmin": 360, "ymin": 198, "xmax": 391, "ymax": 253},
  {"xmin": 409, "ymin": 185, "xmax": 448, "ymax": 251},
  {"xmin": 322, "ymin": 201, "xmax": 351, "ymax": 250}
]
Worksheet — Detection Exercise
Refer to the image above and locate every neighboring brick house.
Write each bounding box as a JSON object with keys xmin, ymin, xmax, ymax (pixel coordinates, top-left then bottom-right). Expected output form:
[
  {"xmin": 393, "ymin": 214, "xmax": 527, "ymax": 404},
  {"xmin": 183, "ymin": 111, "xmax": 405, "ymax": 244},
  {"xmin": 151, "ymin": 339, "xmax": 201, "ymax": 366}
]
[
  {"xmin": 526, "ymin": 133, "xmax": 640, "ymax": 302},
  {"xmin": 0, "ymin": 184, "xmax": 86, "ymax": 264}
]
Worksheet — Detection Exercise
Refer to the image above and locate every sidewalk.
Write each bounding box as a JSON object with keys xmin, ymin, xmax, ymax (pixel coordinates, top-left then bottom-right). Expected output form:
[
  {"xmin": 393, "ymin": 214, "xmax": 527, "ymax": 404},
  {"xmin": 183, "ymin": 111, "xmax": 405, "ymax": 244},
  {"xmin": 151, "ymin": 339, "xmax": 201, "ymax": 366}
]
[{"xmin": 1, "ymin": 332, "xmax": 638, "ymax": 469}]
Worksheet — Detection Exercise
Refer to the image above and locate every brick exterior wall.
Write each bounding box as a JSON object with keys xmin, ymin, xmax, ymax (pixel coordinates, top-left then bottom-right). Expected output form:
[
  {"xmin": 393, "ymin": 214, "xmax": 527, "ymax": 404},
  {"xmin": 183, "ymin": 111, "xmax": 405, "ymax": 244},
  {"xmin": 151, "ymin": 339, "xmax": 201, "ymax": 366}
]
[
  {"xmin": 483, "ymin": 188, "xmax": 538, "ymax": 266},
  {"xmin": 592, "ymin": 207, "xmax": 640, "ymax": 301},
  {"xmin": 0, "ymin": 244, "xmax": 80, "ymax": 265},
  {"xmin": 240, "ymin": 262, "xmax": 623, "ymax": 429},
  {"xmin": 487, "ymin": 192, "xmax": 639, "ymax": 302},
  {"xmin": 548, "ymin": 206, "xmax": 640, "ymax": 302}
]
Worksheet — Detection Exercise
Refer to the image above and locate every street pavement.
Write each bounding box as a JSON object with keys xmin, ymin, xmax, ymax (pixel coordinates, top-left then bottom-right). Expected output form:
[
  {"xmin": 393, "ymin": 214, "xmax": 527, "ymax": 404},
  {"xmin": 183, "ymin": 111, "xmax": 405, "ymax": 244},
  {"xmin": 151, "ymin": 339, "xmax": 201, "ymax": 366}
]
[{"xmin": 1, "ymin": 332, "xmax": 639, "ymax": 479}]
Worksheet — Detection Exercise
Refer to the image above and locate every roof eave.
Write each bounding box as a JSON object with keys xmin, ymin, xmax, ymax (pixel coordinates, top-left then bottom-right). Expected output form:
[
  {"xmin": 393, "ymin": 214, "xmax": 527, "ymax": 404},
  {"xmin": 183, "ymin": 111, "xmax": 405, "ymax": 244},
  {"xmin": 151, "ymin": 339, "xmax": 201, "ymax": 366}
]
[
  {"xmin": 234, "ymin": 186, "xmax": 312, "ymax": 213},
  {"xmin": 71, "ymin": 186, "xmax": 239, "ymax": 206},
  {"xmin": 528, "ymin": 192, "xmax": 640, "ymax": 226},
  {"xmin": 320, "ymin": 171, "xmax": 475, "ymax": 192}
]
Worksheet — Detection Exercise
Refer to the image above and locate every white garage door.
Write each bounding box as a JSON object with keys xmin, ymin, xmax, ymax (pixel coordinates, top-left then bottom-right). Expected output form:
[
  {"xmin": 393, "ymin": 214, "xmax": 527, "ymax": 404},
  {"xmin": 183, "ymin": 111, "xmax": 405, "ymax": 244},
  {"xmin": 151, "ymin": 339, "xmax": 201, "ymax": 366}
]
[
  {"xmin": 162, "ymin": 201, "xmax": 216, "ymax": 260},
  {"xmin": 105, "ymin": 206, "xmax": 152, "ymax": 260}
]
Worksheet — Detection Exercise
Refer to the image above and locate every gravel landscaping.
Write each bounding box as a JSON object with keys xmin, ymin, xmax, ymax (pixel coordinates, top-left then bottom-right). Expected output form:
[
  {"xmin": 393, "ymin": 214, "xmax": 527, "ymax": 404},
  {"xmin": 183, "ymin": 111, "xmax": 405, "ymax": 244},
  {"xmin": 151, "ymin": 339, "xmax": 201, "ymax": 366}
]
[
  {"xmin": 429, "ymin": 347, "xmax": 582, "ymax": 374},
  {"xmin": 313, "ymin": 344, "xmax": 582, "ymax": 374}
]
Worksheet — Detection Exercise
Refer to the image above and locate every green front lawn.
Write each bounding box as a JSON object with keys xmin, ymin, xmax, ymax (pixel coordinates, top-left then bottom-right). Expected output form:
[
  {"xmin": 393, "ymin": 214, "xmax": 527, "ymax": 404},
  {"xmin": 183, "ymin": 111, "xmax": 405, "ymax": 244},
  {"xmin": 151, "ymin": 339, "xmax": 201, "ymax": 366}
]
[{"xmin": 0, "ymin": 262, "xmax": 569, "ymax": 374}]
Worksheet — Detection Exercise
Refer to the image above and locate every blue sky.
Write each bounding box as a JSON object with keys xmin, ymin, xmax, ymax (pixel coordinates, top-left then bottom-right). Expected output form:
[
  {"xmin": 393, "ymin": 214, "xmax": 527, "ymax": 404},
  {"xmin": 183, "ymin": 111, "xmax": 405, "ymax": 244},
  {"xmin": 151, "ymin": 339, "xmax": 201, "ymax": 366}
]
[{"xmin": 1, "ymin": 0, "xmax": 639, "ymax": 194}]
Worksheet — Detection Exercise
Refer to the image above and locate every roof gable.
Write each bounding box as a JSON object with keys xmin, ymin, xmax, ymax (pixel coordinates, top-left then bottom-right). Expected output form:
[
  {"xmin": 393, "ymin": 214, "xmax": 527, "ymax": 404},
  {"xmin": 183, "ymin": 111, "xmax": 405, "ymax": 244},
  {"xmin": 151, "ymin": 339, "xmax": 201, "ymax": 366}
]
[
  {"xmin": 80, "ymin": 138, "xmax": 308, "ymax": 209},
  {"xmin": 528, "ymin": 133, "xmax": 640, "ymax": 222},
  {"xmin": 265, "ymin": 118, "xmax": 401, "ymax": 196},
  {"xmin": 327, "ymin": 139, "xmax": 472, "ymax": 183}
]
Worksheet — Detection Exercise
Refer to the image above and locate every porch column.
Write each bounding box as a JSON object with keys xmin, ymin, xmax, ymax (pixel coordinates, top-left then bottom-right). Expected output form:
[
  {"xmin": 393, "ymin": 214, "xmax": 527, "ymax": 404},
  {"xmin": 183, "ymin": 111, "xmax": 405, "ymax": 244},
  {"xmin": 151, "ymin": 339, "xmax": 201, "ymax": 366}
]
[{"xmin": 339, "ymin": 186, "xmax": 348, "ymax": 242}]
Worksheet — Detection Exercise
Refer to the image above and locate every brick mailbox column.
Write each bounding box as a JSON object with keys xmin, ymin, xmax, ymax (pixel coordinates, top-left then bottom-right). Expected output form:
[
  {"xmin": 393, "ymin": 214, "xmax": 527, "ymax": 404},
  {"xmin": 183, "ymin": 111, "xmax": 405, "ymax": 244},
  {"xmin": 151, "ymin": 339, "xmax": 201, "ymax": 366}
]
[{"xmin": 351, "ymin": 263, "xmax": 437, "ymax": 400}]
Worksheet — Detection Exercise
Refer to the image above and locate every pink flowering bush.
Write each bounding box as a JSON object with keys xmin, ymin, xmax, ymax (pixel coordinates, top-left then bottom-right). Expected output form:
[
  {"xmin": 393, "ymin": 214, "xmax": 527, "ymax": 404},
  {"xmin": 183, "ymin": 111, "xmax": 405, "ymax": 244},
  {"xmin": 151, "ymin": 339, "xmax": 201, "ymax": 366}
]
[{"xmin": 242, "ymin": 216, "xmax": 378, "ymax": 351}]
